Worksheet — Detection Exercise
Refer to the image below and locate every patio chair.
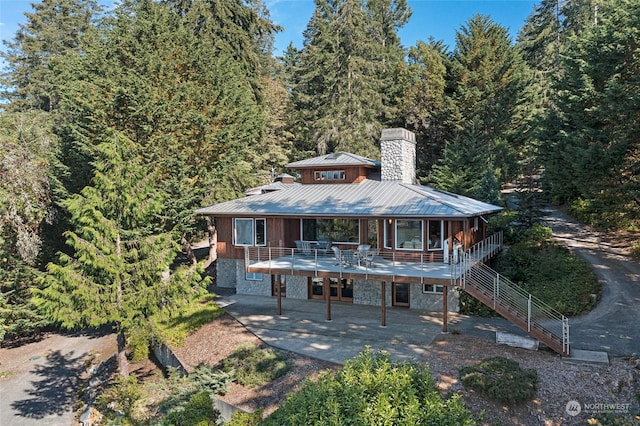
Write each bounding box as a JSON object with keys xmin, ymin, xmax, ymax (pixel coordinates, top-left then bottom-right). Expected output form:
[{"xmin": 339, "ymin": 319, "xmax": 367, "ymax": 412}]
[
  {"xmin": 300, "ymin": 240, "xmax": 314, "ymax": 256},
  {"xmin": 316, "ymin": 240, "xmax": 331, "ymax": 256},
  {"xmin": 332, "ymin": 246, "xmax": 354, "ymax": 266},
  {"xmin": 361, "ymin": 248, "xmax": 379, "ymax": 267}
]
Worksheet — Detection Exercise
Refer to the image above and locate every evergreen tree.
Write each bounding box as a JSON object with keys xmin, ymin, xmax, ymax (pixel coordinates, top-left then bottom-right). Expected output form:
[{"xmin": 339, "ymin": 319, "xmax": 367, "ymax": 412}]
[
  {"xmin": 54, "ymin": 0, "xmax": 265, "ymax": 236},
  {"xmin": 546, "ymin": 0, "xmax": 640, "ymax": 226},
  {"xmin": 429, "ymin": 124, "xmax": 491, "ymax": 198},
  {"xmin": 0, "ymin": 0, "xmax": 102, "ymax": 111},
  {"xmin": 0, "ymin": 111, "xmax": 55, "ymax": 340},
  {"xmin": 402, "ymin": 39, "xmax": 456, "ymax": 180},
  {"xmin": 34, "ymin": 134, "xmax": 207, "ymax": 376},
  {"xmin": 449, "ymin": 14, "xmax": 533, "ymax": 184},
  {"xmin": 289, "ymin": 0, "xmax": 410, "ymax": 156}
]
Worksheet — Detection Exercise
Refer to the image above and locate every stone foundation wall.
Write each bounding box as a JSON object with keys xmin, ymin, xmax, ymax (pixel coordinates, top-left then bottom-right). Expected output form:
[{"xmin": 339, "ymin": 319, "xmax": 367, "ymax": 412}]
[
  {"xmin": 216, "ymin": 258, "xmax": 237, "ymax": 288},
  {"xmin": 236, "ymin": 260, "xmax": 271, "ymax": 296},
  {"xmin": 409, "ymin": 285, "xmax": 460, "ymax": 312},
  {"xmin": 353, "ymin": 280, "xmax": 392, "ymax": 306},
  {"xmin": 284, "ymin": 275, "xmax": 308, "ymax": 299}
]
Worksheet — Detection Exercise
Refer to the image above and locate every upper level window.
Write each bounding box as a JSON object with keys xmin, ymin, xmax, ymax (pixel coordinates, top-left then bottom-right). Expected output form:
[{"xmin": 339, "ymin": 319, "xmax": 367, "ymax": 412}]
[
  {"xmin": 396, "ymin": 220, "xmax": 423, "ymax": 250},
  {"xmin": 302, "ymin": 218, "xmax": 359, "ymax": 244},
  {"xmin": 427, "ymin": 220, "xmax": 443, "ymax": 251},
  {"xmin": 314, "ymin": 170, "xmax": 345, "ymax": 181},
  {"xmin": 234, "ymin": 218, "xmax": 266, "ymax": 246}
]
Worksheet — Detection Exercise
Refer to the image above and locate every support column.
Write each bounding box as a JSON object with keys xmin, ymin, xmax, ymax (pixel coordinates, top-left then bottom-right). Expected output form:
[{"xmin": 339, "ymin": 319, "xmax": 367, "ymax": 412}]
[
  {"xmin": 442, "ymin": 285, "xmax": 448, "ymax": 333},
  {"xmin": 276, "ymin": 275, "xmax": 282, "ymax": 316},
  {"xmin": 325, "ymin": 278, "xmax": 332, "ymax": 321},
  {"xmin": 381, "ymin": 281, "xmax": 386, "ymax": 327}
]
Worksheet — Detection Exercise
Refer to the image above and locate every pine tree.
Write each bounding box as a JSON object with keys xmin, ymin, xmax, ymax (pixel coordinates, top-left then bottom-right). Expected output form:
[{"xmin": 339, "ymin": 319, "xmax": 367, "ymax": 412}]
[
  {"xmin": 0, "ymin": 111, "xmax": 56, "ymax": 340},
  {"xmin": 449, "ymin": 14, "xmax": 533, "ymax": 185},
  {"xmin": 0, "ymin": 0, "xmax": 102, "ymax": 111},
  {"xmin": 402, "ymin": 39, "xmax": 456, "ymax": 180},
  {"xmin": 289, "ymin": 0, "xmax": 410, "ymax": 156},
  {"xmin": 34, "ymin": 134, "xmax": 206, "ymax": 376},
  {"xmin": 546, "ymin": 0, "xmax": 640, "ymax": 226}
]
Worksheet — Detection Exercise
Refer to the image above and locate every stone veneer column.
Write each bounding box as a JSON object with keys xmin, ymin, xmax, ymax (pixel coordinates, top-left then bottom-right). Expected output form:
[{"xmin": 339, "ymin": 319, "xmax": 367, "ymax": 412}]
[{"xmin": 380, "ymin": 128, "xmax": 417, "ymax": 184}]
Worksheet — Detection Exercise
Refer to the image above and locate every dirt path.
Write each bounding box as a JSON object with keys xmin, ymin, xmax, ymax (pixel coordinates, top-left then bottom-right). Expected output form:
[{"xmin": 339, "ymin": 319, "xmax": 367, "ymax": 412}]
[{"xmin": 542, "ymin": 208, "xmax": 640, "ymax": 356}]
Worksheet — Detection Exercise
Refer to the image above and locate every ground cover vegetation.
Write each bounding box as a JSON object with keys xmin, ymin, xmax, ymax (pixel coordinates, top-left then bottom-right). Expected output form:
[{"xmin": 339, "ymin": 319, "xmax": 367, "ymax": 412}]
[
  {"xmin": 0, "ymin": 0, "xmax": 638, "ymax": 416},
  {"xmin": 459, "ymin": 220, "xmax": 601, "ymax": 317},
  {"xmin": 261, "ymin": 347, "xmax": 475, "ymax": 425}
]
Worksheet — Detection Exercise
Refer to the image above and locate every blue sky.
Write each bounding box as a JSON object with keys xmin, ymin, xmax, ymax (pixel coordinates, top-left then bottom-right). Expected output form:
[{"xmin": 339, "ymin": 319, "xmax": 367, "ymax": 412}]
[{"xmin": 1, "ymin": 0, "xmax": 538, "ymax": 58}]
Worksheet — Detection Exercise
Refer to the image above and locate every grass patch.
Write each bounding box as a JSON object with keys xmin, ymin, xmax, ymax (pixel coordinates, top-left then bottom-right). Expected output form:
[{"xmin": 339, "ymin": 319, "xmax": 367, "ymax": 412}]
[
  {"xmin": 150, "ymin": 293, "xmax": 224, "ymax": 346},
  {"xmin": 218, "ymin": 343, "xmax": 292, "ymax": 388},
  {"xmin": 459, "ymin": 357, "xmax": 537, "ymax": 404}
]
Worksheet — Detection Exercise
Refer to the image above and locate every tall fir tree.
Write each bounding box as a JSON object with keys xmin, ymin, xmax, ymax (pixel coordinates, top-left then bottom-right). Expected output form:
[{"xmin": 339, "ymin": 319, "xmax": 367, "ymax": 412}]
[
  {"xmin": 289, "ymin": 0, "xmax": 410, "ymax": 156},
  {"xmin": 402, "ymin": 39, "xmax": 456, "ymax": 181},
  {"xmin": 0, "ymin": 0, "xmax": 103, "ymax": 111},
  {"xmin": 449, "ymin": 14, "xmax": 533, "ymax": 185},
  {"xmin": 0, "ymin": 111, "xmax": 55, "ymax": 340},
  {"xmin": 34, "ymin": 134, "xmax": 207, "ymax": 376},
  {"xmin": 545, "ymin": 0, "xmax": 640, "ymax": 226}
]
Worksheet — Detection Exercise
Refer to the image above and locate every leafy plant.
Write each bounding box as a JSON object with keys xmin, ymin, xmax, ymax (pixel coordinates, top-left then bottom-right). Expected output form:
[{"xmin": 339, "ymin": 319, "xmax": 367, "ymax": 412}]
[
  {"xmin": 218, "ymin": 343, "xmax": 292, "ymax": 388},
  {"xmin": 227, "ymin": 408, "xmax": 263, "ymax": 426},
  {"xmin": 96, "ymin": 373, "xmax": 144, "ymax": 419},
  {"xmin": 459, "ymin": 357, "xmax": 537, "ymax": 404},
  {"xmin": 162, "ymin": 391, "xmax": 218, "ymax": 426},
  {"xmin": 263, "ymin": 347, "xmax": 474, "ymax": 425}
]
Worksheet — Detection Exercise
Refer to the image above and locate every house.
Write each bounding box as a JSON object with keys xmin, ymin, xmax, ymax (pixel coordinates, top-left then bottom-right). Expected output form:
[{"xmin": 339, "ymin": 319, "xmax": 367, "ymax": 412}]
[{"xmin": 196, "ymin": 127, "xmax": 504, "ymax": 321}]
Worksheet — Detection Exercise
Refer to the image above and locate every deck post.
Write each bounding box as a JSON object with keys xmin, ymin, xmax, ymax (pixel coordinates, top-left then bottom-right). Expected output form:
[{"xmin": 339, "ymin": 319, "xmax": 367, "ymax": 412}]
[
  {"xmin": 442, "ymin": 285, "xmax": 448, "ymax": 333},
  {"xmin": 325, "ymin": 278, "xmax": 331, "ymax": 321},
  {"xmin": 381, "ymin": 281, "xmax": 386, "ymax": 327},
  {"xmin": 276, "ymin": 274, "xmax": 282, "ymax": 316}
]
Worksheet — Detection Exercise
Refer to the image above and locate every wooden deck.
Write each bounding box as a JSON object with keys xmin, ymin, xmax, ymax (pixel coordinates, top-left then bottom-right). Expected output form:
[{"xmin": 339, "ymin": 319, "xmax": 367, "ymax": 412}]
[{"xmin": 245, "ymin": 248, "xmax": 493, "ymax": 284}]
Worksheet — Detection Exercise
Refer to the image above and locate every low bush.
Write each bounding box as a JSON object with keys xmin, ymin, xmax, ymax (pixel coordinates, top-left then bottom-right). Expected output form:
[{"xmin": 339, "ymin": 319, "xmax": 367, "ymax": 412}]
[
  {"xmin": 262, "ymin": 347, "xmax": 474, "ymax": 425},
  {"xmin": 219, "ymin": 343, "xmax": 292, "ymax": 388},
  {"xmin": 162, "ymin": 391, "xmax": 218, "ymax": 426},
  {"xmin": 459, "ymin": 357, "xmax": 537, "ymax": 404}
]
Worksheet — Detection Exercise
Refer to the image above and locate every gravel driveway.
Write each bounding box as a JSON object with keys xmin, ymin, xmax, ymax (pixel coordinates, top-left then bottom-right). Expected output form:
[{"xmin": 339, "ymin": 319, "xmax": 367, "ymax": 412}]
[
  {"xmin": 0, "ymin": 331, "xmax": 116, "ymax": 426},
  {"xmin": 542, "ymin": 208, "xmax": 640, "ymax": 356}
]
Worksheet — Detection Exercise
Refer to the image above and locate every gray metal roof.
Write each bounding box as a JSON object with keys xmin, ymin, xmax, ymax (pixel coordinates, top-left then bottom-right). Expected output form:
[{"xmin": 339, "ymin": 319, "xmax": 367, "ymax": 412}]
[
  {"xmin": 286, "ymin": 152, "xmax": 380, "ymax": 169},
  {"xmin": 243, "ymin": 181, "xmax": 300, "ymax": 196},
  {"xmin": 195, "ymin": 179, "xmax": 502, "ymax": 218}
]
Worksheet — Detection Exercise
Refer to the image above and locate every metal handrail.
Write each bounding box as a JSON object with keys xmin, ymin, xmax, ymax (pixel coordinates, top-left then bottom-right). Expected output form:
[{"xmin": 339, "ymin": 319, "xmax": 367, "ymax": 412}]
[{"xmin": 459, "ymin": 251, "xmax": 570, "ymax": 355}]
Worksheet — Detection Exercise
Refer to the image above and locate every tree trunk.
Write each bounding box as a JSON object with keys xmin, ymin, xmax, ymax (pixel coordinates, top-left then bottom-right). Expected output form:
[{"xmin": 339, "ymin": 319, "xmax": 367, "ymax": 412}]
[
  {"xmin": 116, "ymin": 327, "xmax": 129, "ymax": 377},
  {"xmin": 206, "ymin": 217, "xmax": 218, "ymax": 267},
  {"xmin": 182, "ymin": 233, "xmax": 197, "ymax": 265}
]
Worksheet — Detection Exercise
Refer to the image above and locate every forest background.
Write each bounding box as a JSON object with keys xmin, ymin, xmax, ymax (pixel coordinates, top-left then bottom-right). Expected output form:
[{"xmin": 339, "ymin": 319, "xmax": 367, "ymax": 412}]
[{"xmin": 0, "ymin": 0, "xmax": 638, "ymax": 372}]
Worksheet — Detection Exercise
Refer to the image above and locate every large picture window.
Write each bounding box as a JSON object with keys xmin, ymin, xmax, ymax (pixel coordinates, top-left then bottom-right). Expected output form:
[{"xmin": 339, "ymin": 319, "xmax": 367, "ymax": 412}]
[
  {"xmin": 234, "ymin": 218, "xmax": 266, "ymax": 246},
  {"xmin": 396, "ymin": 220, "xmax": 423, "ymax": 250},
  {"xmin": 301, "ymin": 218, "xmax": 359, "ymax": 244}
]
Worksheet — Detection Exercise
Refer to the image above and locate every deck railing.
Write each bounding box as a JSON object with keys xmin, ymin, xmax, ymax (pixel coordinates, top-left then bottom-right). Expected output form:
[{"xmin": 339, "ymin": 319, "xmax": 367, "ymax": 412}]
[{"xmin": 458, "ymin": 251, "xmax": 570, "ymax": 355}]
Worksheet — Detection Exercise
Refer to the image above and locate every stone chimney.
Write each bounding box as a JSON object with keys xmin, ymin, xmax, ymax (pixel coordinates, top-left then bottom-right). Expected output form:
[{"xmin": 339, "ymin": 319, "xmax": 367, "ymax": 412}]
[{"xmin": 380, "ymin": 128, "xmax": 416, "ymax": 184}]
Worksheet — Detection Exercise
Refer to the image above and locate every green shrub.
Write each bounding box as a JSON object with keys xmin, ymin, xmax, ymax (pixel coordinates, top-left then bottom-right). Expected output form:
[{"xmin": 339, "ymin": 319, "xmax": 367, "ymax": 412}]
[
  {"xmin": 262, "ymin": 347, "xmax": 474, "ymax": 425},
  {"xmin": 227, "ymin": 409, "xmax": 263, "ymax": 426},
  {"xmin": 128, "ymin": 321, "xmax": 152, "ymax": 362},
  {"xmin": 96, "ymin": 373, "xmax": 143, "ymax": 419},
  {"xmin": 219, "ymin": 343, "xmax": 292, "ymax": 388},
  {"xmin": 459, "ymin": 357, "xmax": 537, "ymax": 404},
  {"xmin": 163, "ymin": 391, "xmax": 218, "ymax": 426}
]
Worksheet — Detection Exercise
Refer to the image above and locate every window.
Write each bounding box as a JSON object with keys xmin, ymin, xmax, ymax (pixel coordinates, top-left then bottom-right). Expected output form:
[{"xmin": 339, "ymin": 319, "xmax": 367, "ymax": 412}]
[
  {"xmin": 314, "ymin": 170, "xmax": 345, "ymax": 181},
  {"xmin": 427, "ymin": 220, "xmax": 443, "ymax": 251},
  {"xmin": 301, "ymin": 218, "xmax": 359, "ymax": 244},
  {"xmin": 246, "ymin": 272, "xmax": 263, "ymax": 281},
  {"xmin": 396, "ymin": 220, "xmax": 423, "ymax": 250},
  {"xmin": 234, "ymin": 218, "xmax": 266, "ymax": 246},
  {"xmin": 423, "ymin": 284, "xmax": 444, "ymax": 294},
  {"xmin": 384, "ymin": 219, "xmax": 393, "ymax": 249}
]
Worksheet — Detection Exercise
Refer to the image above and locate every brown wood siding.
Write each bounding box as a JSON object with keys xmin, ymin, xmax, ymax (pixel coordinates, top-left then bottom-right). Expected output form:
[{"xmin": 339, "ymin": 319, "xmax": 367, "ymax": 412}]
[
  {"xmin": 267, "ymin": 217, "xmax": 285, "ymax": 247},
  {"xmin": 299, "ymin": 166, "xmax": 369, "ymax": 184},
  {"xmin": 215, "ymin": 217, "xmax": 233, "ymax": 258}
]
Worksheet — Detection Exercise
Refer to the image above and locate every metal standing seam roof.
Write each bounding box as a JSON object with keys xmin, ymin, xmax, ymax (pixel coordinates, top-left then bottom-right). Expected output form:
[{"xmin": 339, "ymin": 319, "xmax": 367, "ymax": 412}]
[
  {"xmin": 195, "ymin": 179, "xmax": 503, "ymax": 218},
  {"xmin": 286, "ymin": 152, "xmax": 381, "ymax": 168}
]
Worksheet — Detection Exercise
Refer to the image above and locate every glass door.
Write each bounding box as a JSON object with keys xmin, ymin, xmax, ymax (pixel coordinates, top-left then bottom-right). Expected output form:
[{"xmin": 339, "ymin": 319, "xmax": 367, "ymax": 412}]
[{"xmin": 392, "ymin": 283, "xmax": 410, "ymax": 307}]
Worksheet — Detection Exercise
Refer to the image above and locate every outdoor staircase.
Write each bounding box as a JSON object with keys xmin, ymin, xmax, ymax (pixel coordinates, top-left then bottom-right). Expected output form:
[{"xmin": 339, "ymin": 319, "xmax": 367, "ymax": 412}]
[{"xmin": 456, "ymin": 251, "xmax": 570, "ymax": 356}]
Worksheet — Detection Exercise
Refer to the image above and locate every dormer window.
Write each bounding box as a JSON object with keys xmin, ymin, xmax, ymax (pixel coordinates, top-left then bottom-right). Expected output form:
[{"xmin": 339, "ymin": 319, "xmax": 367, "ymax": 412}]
[{"xmin": 314, "ymin": 170, "xmax": 346, "ymax": 181}]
